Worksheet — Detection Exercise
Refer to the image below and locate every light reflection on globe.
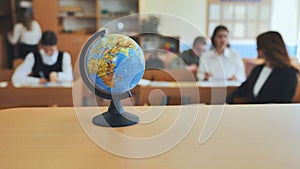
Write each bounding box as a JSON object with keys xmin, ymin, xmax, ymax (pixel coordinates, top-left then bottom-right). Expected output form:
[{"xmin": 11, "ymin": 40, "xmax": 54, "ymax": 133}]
[{"xmin": 85, "ymin": 33, "xmax": 145, "ymax": 94}]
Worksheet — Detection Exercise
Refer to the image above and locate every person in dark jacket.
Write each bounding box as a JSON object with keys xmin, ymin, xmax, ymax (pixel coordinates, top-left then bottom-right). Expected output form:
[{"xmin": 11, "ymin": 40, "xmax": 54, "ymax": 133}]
[{"xmin": 227, "ymin": 31, "xmax": 298, "ymax": 104}]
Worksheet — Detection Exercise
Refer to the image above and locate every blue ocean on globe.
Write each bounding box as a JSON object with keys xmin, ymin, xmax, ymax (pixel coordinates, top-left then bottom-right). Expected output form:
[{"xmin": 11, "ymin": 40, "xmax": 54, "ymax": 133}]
[{"xmin": 85, "ymin": 34, "xmax": 145, "ymax": 94}]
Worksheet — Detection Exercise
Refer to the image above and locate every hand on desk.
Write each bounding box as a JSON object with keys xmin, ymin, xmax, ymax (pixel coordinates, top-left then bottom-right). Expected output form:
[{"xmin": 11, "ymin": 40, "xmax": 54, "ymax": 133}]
[
  {"xmin": 204, "ymin": 74, "xmax": 238, "ymax": 81},
  {"xmin": 49, "ymin": 72, "xmax": 58, "ymax": 82},
  {"xmin": 39, "ymin": 78, "xmax": 47, "ymax": 84},
  {"xmin": 204, "ymin": 72, "xmax": 212, "ymax": 80},
  {"xmin": 187, "ymin": 64, "xmax": 198, "ymax": 71},
  {"xmin": 228, "ymin": 75, "xmax": 237, "ymax": 81},
  {"xmin": 39, "ymin": 71, "xmax": 59, "ymax": 85}
]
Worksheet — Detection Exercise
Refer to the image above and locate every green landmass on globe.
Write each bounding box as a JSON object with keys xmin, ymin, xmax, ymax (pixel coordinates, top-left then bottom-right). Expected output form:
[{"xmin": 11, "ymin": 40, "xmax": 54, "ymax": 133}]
[{"xmin": 87, "ymin": 35, "xmax": 138, "ymax": 88}]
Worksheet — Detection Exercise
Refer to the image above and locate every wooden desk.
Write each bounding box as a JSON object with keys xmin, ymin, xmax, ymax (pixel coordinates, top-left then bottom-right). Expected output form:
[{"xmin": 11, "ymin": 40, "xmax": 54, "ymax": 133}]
[
  {"xmin": 0, "ymin": 84, "xmax": 74, "ymax": 109},
  {"xmin": 135, "ymin": 78, "xmax": 300, "ymax": 105},
  {"xmin": 135, "ymin": 81, "xmax": 237, "ymax": 105},
  {"xmin": 1, "ymin": 105, "xmax": 300, "ymax": 168},
  {"xmin": 143, "ymin": 69, "xmax": 197, "ymax": 81}
]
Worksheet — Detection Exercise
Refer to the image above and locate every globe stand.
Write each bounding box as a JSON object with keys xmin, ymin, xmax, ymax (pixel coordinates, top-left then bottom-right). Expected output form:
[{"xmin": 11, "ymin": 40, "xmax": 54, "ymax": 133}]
[{"xmin": 92, "ymin": 98, "xmax": 139, "ymax": 127}]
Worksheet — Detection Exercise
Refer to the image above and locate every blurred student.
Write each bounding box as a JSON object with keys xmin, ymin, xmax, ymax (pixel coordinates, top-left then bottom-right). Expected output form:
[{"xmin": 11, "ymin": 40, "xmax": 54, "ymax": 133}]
[
  {"xmin": 197, "ymin": 25, "xmax": 245, "ymax": 82},
  {"xmin": 170, "ymin": 36, "xmax": 206, "ymax": 71},
  {"xmin": 227, "ymin": 31, "xmax": 298, "ymax": 104},
  {"xmin": 7, "ymin": 10, "xmax": 42, "ymax": 59},
  {"xmin": 145, "ymin": 51, "xmax": 165, "ymax": 69},
  {"xmin": 12, "ymin": 30, "xmax": 73, "ymax": 86}
]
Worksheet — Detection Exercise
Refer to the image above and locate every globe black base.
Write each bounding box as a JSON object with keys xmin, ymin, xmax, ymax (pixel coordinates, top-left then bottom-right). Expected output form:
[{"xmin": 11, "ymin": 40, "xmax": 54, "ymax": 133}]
[{"xmin": 92, "ymin": 111, "xmax": 139, "ymax": 127}]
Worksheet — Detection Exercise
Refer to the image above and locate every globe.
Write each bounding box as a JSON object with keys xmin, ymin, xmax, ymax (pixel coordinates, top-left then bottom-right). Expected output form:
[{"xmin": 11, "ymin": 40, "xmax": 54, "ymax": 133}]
[
  {"xmin": 84, "ymin": 33, "xmax": 145, "ymax": 95},
  {"xmin": 79, "ymin": 30, "xmax": 145, "ymax": 127}
]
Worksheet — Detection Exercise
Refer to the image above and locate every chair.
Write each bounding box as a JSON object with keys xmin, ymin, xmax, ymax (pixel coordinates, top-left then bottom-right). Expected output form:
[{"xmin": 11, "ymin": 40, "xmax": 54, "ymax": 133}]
[
  {"xmin": 292, "ymin": 73, "xmax": 300, "ymax": 103},
  {"xmin": 0, "ymin": 69, "xmax": 14, "ymax": 81}
]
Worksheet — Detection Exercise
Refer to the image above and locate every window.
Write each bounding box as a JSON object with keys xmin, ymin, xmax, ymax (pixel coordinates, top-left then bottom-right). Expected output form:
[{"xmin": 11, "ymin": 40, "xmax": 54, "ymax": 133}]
[{"xmin": 207, "ymin": 0, "xmax": 272, "ymax": 39}]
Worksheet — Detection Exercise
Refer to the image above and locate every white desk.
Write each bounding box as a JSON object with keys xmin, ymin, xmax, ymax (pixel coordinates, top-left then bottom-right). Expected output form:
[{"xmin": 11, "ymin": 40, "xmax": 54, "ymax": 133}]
[{"xmin": 0, "ymin": 104, "xmax": 300, "ymax": 168}]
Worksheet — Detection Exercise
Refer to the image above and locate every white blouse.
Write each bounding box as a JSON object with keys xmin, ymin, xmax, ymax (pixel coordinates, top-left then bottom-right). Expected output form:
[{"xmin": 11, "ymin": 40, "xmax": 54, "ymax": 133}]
[
  {"xmin": 253, "ymin": 66, "xmax": 272, "ymax": 97},
  {"xmin": 198, "ymin": 48, "xmax": 246, "ymax": 82},
  {"xmin": 12, "ymin": 50, "xmax": 73, "ymax": 86},
  {"xmin": 7, "ymin": 20, "xmax": 42, "ymax": 45}
]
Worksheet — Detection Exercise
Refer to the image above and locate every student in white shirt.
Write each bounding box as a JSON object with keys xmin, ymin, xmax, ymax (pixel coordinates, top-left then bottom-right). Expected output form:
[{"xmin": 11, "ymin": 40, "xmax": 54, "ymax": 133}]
[
  {"xmin": 197, "ymin": 25, "xmax": 246, "ymax": 82},
  {"xmin": 12, "ymin": 31, "xmax": 73, "ymax": 86},
  {"xmin": 7, "ymin": 10, "xmax": 42, "ymax": 59}
]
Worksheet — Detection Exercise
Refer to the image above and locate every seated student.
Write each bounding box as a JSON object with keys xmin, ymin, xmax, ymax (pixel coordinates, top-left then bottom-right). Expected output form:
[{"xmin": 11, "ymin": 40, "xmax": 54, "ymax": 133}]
[
  {"xmin": 197, "ymin": 25, "xmax": 246, "ymax": 82},
  {"xmin": 12, "ymin": 30, "xmax": 73, "ymax": 86},
  {"xmin": 226, "ymin": 31, "xmax": 298, "ymax": 104},
  {"xmin": 169, "ymin": 36, "xmax": 206, "ymax": 71},
  {"xmin": 145, "ymin": 52, "xmax": 165, "ymax": 69}
]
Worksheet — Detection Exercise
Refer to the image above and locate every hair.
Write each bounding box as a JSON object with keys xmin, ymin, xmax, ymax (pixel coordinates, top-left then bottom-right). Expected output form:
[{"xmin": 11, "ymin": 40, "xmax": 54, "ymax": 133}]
[
  {"xmin": 211, "ymin": 25, "xmax": 230, "ymax": 48},
  {"xmin": 20, "ymin": 10, "xmax": 33, "ymax": 31},
  {"xmin": 40, "ymin": 30, "xmax": 57, "ymax": 46},
  {"xmin": 193, "ymin": 36, "xmax": 206, "ymax": 47},
  {"xmin": 256, "ymin": 31, "xmax": 294, "ymax": 69}
]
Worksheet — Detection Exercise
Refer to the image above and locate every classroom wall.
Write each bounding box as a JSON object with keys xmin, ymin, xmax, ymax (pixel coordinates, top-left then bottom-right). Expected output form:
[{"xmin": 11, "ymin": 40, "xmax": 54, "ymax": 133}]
[
  {"xmin": 139, "ymin": 0, "xmax": 300, "ymax": 58},
  {"xmin": 271, "ymin": 0, "xmax": 299, "ymax": 45},
  {"xmin": 139, "ymin": 0, "xmax": 207, "ymax": 46}
]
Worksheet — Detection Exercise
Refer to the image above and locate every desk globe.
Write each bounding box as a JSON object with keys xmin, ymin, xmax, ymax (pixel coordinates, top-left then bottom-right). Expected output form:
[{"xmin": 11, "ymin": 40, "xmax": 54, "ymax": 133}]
[{"xmin": 80, "ymin": 30, "xmax": 145, "ymax": 127}]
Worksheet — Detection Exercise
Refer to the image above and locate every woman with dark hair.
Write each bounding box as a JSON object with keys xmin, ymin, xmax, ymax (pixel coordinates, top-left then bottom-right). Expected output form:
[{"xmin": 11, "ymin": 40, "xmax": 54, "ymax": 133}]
[
  {"xmin": 7, "ymin": 10, "xmax": 42, "ymax": 59},
  {"xmin": 227, "ymin": 31, "xmax": 298, "ymax": 104},
  {"xmin": 12, "ymin": 31, "xmax": 73, "ymax": 86},
  {"xmin": 198, "ymin": 25, "xmax": 246, "ymax": 82}
]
